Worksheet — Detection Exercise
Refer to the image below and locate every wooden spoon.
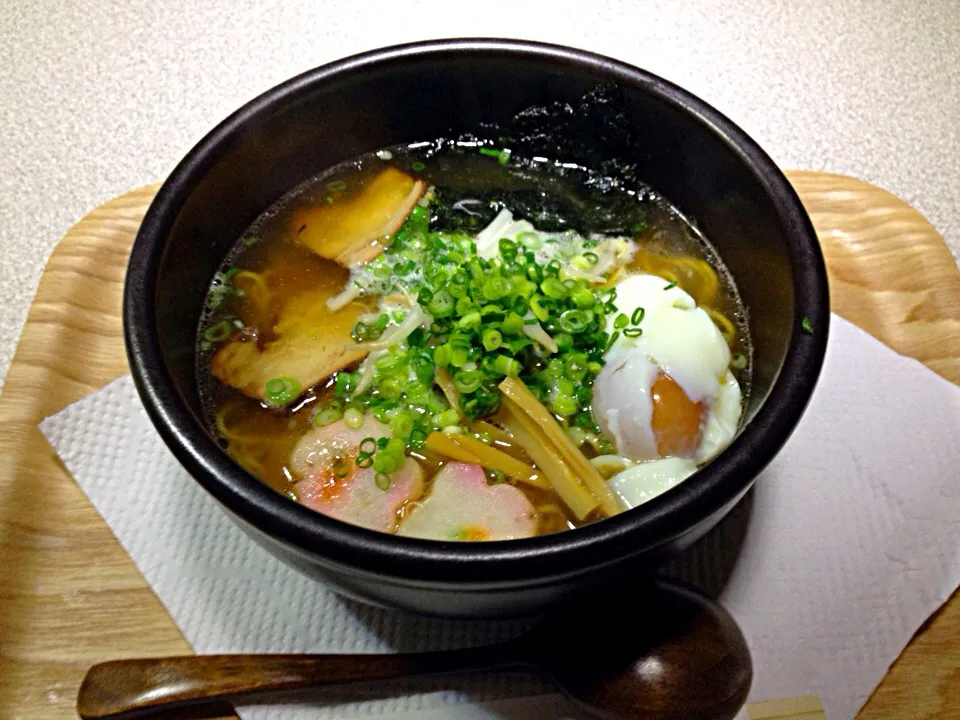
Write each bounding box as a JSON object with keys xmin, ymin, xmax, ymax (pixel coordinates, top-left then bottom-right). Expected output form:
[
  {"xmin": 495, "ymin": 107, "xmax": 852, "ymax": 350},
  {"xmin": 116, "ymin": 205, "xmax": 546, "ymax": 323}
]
[{"xmin": 77, "ymin": 579, "xmax": 751, "ymax": 720}]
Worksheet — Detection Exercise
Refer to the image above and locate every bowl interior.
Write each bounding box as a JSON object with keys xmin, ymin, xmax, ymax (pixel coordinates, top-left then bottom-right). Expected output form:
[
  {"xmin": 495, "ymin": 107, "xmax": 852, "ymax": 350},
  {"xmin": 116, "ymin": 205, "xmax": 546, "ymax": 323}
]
[{"xmin": 127, "ymin": 40, "xmax": 827, "ymax": 578}]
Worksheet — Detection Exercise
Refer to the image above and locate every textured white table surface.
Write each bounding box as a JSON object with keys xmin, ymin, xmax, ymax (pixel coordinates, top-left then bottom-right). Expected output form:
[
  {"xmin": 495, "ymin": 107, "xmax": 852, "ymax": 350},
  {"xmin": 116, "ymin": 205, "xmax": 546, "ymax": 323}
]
[{"xmin": 2, "ymin": 0, "xmax": 958, "ymax": 387}]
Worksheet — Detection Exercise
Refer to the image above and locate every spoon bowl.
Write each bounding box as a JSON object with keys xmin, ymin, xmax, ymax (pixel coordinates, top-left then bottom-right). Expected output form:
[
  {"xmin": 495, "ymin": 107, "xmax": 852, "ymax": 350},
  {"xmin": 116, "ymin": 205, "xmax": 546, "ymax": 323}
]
[
  {"xmin": 538, "ymin": 581, "xmax": 751, "ymax": 719},
  {"xmin": 77, "ymin": 580, "xmax": 750, "ymax": 720}
]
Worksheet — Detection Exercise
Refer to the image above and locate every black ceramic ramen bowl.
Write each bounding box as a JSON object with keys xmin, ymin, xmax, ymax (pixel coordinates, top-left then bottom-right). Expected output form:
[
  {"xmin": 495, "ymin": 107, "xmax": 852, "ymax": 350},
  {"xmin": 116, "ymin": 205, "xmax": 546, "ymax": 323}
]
[{"xmin": 124, "ymin": 39, "xmax": 829, "ymax": 618}]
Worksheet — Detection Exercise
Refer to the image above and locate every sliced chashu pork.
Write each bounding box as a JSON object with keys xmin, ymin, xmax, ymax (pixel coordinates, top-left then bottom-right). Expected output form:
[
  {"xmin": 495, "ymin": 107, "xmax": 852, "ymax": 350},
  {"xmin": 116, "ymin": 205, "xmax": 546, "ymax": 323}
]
[
  {"xmin": 290, "ymin": 416, "xmax": 424, "ymax": 533},
  {"xmin": 212, "ymin": 169, "xmax": 423, "ymax": 402},
  {"xmin": 397, "ymin": 462, "xmax": 539, "ymax": 541},
  {"xmin": 292, "ymin": 168, "xmax": 425, "ymax": 267},
  {"xmin": 211, "ymin": 284, "xmax": 367, "ymax": 403}
]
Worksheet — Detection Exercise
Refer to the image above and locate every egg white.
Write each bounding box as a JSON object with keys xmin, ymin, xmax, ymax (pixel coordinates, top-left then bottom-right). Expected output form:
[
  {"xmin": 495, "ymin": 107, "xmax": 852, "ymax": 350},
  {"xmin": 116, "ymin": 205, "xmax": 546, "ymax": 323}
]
[{"xmin": 607, "ymin": 457, "xmax": 698, "ymax": 510}]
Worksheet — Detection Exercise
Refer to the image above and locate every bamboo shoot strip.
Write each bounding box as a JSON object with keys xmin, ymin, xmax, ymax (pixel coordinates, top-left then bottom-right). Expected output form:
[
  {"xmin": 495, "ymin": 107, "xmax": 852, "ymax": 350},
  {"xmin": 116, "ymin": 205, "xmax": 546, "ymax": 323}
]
[
  {"xmin": 498, "ymin": 377, "xmax": 620, "ymax": 516},
  {"xmin": 442, "ymin": 432, "xmax": 548, "ymax": 489},
  {"xmin": 496, "ymin": 406, "xmax": 598, "ymax": 521}
]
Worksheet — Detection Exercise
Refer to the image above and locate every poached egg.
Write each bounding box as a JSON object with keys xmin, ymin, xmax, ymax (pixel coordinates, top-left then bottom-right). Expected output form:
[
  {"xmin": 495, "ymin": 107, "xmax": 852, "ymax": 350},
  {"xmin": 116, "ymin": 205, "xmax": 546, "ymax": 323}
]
[{"xmin": 591, "ymin": 273, "xmax": 743, "ymax": 509}]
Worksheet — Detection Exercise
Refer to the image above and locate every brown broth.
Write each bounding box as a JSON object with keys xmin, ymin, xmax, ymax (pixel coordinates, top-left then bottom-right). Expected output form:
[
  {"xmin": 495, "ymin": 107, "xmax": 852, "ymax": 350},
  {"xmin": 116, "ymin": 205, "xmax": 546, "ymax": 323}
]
[{"xmin": 197, "ymin": 141, "xmax": 751, "ymax": 537}]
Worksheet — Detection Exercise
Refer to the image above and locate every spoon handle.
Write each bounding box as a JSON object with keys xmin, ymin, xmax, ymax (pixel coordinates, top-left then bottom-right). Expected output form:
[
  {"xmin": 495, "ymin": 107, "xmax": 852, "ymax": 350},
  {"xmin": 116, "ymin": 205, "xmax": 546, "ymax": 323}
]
[{"xmin": 77, "ymin": 644, "xmax": 520, "ymax": 719}]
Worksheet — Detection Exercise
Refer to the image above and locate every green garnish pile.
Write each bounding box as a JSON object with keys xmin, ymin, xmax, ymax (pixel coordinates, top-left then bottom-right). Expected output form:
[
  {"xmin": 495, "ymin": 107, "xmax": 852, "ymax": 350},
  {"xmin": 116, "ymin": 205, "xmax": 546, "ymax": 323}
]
[{"xmin": 313, "ymin": 202, "xmax": 624, "ymax": 457}]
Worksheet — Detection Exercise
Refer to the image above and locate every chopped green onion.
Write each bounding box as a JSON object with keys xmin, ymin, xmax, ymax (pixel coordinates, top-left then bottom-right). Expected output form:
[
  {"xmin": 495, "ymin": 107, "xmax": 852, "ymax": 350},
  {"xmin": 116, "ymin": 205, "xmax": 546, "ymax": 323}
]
[
  {"xmin": 664, "ymin": 281, "xmax": 678, "ymax": 290},
  {"xmin": 592, "ymin": 436, "xmax": 615, "ymax": 455},
  {"xmin": 332, "ymin": 457, "xmax": 350, "ymax": 478},
  {"xmin": 575, "ymin": 384, "xmax": 593, "ymax": 408},
  {"xmin": 572, "ymin": 411, "xmax": 600, "ymax": 431},
  {"xmin": 203, "ymin": 319, "xmax": 234, "ymax": 343},
  {"xmin": 540, "ymin": 277, "xmax": 567, "ymax": 299},
  {"xmin": 374, "ymin": 354, "xmax": 405, "ymax": 374},
  {"xmin": 482, "ymin": 275, "xmax": 509, "ymax": 300},
  {"xmin": 409, "ymin": 427, "xmax": 428, "ymax": 449},
  {"xmin": 564, "ymin": 353, "xmax": 589, "ymax": 381},
  {"xmin": 335, "ymin": 372, "xmax": 354, "ymax": 399},
  {"xmin": 570, "ymin": 288, "xmax": 595, "ymax": 309},
  {"xmin": 482, "ymin": 329, "xmax": 503, "ymax": 352},
  {"xmin": 583, "ymin": 251, "xmax": 599, "ymax": 265},
  {"xmin": 530, "ymin": 295, "xmax": 550, "ymax": 322},
  {"xmin": 264, "ymin": 377, "xmax": 301, "ymax": 406},
  {"xmin": 623, "ymin": 328, "xmax": 643, "ymax": 338},
  {"xmin": 427, "ymin": 290, "xmax": 454, "ymax": 317},
  {"xmin": 554, "ymin": 332, "xmax": 574, "ymax": 351},
  {"xmin": 731, "ymin": 353, "xmax": 748, "ymax": 370},
  {"xmin": 433, "ymin": 408, "xmax": 460, "ymax": 428},
  {"xmin": 359, "ymin": 437, "xmax": 377, "ymax": 455},
  {"xmin": 378, "ymin": 377, "xmax": 403, "ymax": 399},
  {"xmin": 499, "ymin": 238, "xmax": 518, "ymax": 261},
  {"xmin": 614, "ymin": 313, "xmax": 629, "ymax": 330},
  {"xmin": 493, "ymin": 355, "xmax": 521, "ymax": 377},
  {"xmin": 433, "ymin": 344, "xmax": 451, "ymax": 367},
  {"xmin": 344, "ymin": 407, "xmax": 364, "ymax": 429},
  {"xmin": 356, "ymin": 453, "xmax": 374, "ymax": 468},
  {"xmin": 453, "ymin": 370, "xmax": 484, "ymax": 393},
  {"xmin": 631, "ymin": 307, "xmax": 645, "ymax": 325},
  {"xmin": 543, "ymin": 358, "xmax": 564, "ymax": 378},
  {"xmin": 375, "ymin": 472, "xmax": 392, "ymax": 490},
  {"xmin": 373, "ymin": 451, "xmax": 402, "ymax": 474},
  {"xmin": 352, "ymin": 321, "xmax": 370, "ymax": 342},
  {"xmin": 411, "ymin": 161, "xmax": 425, "ymax": 171},
  {"xmin": 314, "ymin": 405, "xmax": 344, "ymax": 427},
  {"xmin": 488, "ymin": 468, "xmax": 506, "ymax": 484},
  {"xmin": 391, "ymin": 412, "xmax": 415, "ymax": 439},
  {"xmin": 801, "ymin": 316, "xmax": 813, "ymax": 334},
  {"xmin": 457, "ymin": 310, "xmax": 481, "ymax": 330},
  {"xmin": 478, "ymin": 147, "xmax": 501, "ymax": 158},
  {"xmin": 497, "ymin": 148, "xmax": 512, "ymax": 165},
  {"xmin": 410, "ymin": 351, "xmax": 435, "ymax": 384},
  {"xmin": 501, "ymin": 312, "xmax": 524, "ymax": 335},
  {"xmin": 558, "ymin": 309, "xmax": 594, "ymax": 334},
  {"xmin": 555, "ymin": 378, "xmax": 575, "ymax": 396},
  {"xmin": 552, "ymin": 393, "xmax": 578, "ymax": 417}
]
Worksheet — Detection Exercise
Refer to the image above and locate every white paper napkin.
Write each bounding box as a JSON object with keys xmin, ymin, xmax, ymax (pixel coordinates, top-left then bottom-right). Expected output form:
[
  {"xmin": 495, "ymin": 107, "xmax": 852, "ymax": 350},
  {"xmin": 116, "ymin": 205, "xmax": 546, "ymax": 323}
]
[{"xmin": 40, "ymin": 315, "xmax": 960, "ymax": 720}]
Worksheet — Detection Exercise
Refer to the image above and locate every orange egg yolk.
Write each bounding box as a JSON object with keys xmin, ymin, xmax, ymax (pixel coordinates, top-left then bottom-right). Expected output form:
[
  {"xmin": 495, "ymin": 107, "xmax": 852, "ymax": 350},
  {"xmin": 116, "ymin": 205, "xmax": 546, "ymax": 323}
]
[{"xmin": 651, "ymin": 373, "xmax": 706, "ymax": 457}]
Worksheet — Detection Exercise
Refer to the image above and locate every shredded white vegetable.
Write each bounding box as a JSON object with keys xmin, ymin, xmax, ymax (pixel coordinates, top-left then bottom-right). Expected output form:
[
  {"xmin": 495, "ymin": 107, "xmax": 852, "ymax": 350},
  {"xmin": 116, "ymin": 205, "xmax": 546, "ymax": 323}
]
[
  {"xmin": 452, "ymin": 199, "xmax": 484, "ymax": 217},
  {"xmin": 475, "ymin": 209, "xmax": 536, "ymax": 260},
  {"xmin": 522, "ymin": 315, "xmax": 559, "ymax": 354},
  {"xmin": 326, "ymin": 284, "xmax": 362, "ymax": 311}
]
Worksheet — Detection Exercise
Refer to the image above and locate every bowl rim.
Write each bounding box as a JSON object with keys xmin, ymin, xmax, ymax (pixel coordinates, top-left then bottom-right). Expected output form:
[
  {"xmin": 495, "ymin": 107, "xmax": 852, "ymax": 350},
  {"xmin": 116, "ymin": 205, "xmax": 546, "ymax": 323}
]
[{"xmin": 124, "ymin": 37, "xmax": 830, "ymax": 585}]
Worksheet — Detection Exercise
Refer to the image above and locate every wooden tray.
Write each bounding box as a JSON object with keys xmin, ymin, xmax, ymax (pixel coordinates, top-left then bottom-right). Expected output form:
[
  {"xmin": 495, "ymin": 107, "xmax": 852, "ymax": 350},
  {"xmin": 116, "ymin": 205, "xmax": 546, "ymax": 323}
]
[{"xmin": 1, "ymin": 171, "xmax": 958, "ymax": 719}]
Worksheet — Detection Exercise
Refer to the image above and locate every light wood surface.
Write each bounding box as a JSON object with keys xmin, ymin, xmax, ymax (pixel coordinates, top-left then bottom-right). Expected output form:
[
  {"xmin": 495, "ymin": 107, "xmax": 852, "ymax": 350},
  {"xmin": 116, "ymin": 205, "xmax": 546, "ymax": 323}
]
[{"xmin": 1, "ymin": 172, "xmax": 957, "ymax": 719}]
